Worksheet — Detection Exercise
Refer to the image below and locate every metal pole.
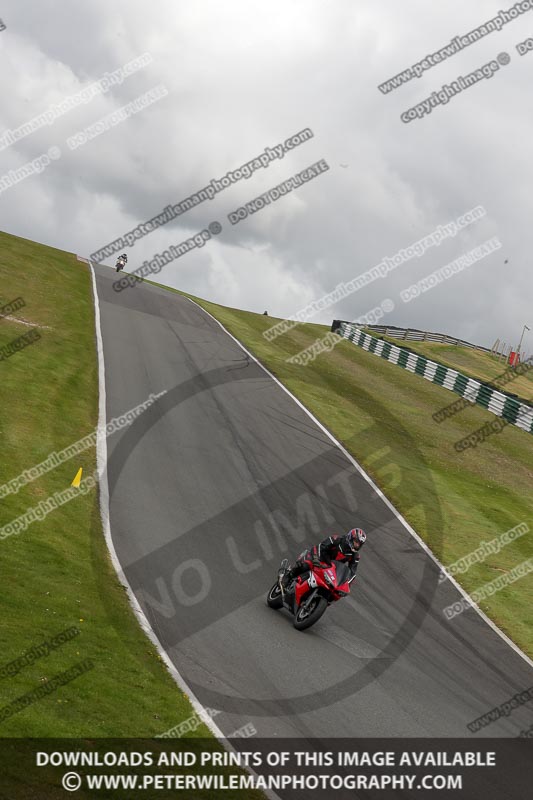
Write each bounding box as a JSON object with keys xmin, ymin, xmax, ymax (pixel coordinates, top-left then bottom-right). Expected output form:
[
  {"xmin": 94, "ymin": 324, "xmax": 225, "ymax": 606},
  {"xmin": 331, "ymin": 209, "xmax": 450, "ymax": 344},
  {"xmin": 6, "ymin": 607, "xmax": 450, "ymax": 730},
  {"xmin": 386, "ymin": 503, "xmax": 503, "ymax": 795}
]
[{"xmin": 517, "ymin": 324, "xmax": 530, "ymax": 356}]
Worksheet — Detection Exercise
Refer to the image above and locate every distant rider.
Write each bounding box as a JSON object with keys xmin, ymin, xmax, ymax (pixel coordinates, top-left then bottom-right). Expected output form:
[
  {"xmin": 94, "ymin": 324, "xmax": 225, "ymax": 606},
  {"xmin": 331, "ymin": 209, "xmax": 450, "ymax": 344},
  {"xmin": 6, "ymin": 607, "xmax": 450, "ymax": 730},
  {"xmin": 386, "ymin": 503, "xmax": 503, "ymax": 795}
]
[
  {"xmin": 282, "ymin": 528, "xmax": 367, "ymax": 588},
  {"xmin": 115, "ymin": 253, "xmax": 128, "ymax": 271}
]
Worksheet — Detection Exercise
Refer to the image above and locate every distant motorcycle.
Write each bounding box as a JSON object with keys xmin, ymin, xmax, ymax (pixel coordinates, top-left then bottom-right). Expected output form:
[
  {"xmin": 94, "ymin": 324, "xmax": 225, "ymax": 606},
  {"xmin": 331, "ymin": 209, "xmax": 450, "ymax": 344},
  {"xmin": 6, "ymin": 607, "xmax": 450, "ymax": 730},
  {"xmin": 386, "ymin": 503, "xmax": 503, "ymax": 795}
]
[
  {"xmin": 266, "ymin": 555, "xmax": 356, "ymax": 631},
  {"xmin": 115, "ymin": 255, "xmax": 127, "ymax": 273}
]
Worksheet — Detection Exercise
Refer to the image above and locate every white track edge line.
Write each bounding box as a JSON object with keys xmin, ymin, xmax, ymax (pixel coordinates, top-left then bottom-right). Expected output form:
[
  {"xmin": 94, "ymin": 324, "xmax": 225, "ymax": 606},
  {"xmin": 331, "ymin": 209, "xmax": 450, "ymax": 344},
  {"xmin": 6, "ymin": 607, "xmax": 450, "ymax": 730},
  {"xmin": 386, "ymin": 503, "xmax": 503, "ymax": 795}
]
[
  {"xmin": 187, "ymin": 296, "xmax": 533, "ymax": 674},
  {"xmin": 89, "ymin": 265, "xmax": 281, "ymax": 800}
]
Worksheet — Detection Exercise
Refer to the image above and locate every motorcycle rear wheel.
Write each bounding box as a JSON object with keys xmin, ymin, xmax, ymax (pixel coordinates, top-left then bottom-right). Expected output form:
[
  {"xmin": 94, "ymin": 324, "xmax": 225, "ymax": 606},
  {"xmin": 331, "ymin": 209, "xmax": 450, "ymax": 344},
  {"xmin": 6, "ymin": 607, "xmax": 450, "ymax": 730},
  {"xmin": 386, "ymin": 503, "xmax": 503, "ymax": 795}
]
[
  {"xmin": 266, "ymin": 582, "xmax": 283, "ymax": 609},
  {"xmin": 293, "ymin": 596, "xmax": 327, "ymax": 630}
]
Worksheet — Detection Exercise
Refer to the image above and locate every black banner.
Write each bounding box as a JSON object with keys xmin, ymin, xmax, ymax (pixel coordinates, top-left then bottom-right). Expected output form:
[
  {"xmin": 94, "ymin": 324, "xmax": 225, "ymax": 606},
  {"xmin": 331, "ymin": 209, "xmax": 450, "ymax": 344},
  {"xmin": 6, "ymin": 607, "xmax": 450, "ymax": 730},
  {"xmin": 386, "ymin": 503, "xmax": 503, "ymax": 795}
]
[{"xmin": 0, "ymin": 738, "xmax": 532, "ymax": 799}]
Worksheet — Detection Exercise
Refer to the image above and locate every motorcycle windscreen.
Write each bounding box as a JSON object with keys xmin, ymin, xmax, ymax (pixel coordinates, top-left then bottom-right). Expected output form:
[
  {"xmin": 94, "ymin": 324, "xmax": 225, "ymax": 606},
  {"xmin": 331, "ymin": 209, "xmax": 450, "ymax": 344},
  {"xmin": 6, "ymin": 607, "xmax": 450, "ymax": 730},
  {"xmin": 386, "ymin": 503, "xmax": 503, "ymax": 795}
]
[{"xmin": 333, "ymin": 561, "xmax": 351, "ymax": 586}]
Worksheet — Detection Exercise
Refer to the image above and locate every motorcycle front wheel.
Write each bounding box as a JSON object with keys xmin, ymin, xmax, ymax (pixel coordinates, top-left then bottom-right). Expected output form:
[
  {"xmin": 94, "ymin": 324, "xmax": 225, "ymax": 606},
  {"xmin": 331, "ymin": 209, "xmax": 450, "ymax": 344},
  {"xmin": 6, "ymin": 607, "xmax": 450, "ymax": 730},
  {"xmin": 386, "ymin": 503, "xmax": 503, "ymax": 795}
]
[
  {"xmin": 266, "ymin": 582, "xmax": 283, "ymax": 609},
  {"xmin": 293, "ymin": 595, "xmax": 328, "ymax": 631}
]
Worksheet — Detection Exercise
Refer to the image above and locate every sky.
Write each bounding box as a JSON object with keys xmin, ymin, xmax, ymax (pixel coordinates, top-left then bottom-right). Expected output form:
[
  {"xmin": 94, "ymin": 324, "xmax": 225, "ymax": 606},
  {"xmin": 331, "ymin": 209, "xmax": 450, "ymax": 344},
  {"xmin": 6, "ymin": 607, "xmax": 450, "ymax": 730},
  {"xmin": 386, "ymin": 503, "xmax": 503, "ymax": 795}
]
[{"xmin": 0, "ymin": 0, "xmax": 531, "ymax": 352}]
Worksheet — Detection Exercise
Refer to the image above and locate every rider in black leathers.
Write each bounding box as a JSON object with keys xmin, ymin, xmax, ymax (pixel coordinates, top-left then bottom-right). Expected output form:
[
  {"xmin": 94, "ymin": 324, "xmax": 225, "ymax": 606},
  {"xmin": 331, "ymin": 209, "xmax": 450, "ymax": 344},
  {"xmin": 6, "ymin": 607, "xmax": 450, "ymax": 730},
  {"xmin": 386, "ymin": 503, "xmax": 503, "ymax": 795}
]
[
  {"xmin": 115, "ymin": 253, "xmax": 128, "ymax": 271},
  {"xmin": 282, "ymin": 528, "xmax": 367, "ymax": 587}
]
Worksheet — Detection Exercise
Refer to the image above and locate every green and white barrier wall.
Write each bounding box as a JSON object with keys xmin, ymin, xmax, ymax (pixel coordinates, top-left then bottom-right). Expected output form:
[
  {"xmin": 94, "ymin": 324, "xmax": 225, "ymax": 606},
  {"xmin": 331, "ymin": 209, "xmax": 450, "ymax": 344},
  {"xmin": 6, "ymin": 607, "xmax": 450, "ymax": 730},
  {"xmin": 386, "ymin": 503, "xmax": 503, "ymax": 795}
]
[{"xmin": 337, "ymin": 323, "xmax": 533, "ymax": 436}]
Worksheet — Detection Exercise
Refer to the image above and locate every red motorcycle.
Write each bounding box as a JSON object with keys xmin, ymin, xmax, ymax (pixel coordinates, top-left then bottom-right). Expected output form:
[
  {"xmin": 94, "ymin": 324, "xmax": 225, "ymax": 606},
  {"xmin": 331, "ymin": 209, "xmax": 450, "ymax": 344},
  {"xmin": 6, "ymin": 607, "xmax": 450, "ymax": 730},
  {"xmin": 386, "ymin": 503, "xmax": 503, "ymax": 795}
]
[{"xmin": 266, "ymin": 554, "xmax": 356, "ymax": 631}]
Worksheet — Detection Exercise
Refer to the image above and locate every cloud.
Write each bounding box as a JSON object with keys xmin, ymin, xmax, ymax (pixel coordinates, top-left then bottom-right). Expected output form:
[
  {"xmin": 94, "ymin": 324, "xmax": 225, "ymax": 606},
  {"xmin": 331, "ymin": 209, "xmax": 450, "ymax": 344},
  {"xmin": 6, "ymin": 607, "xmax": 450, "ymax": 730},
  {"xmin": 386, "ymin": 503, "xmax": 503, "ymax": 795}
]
[{"xmin": 0, "ymin": 0, "xmax": 530, "ymax": 352}]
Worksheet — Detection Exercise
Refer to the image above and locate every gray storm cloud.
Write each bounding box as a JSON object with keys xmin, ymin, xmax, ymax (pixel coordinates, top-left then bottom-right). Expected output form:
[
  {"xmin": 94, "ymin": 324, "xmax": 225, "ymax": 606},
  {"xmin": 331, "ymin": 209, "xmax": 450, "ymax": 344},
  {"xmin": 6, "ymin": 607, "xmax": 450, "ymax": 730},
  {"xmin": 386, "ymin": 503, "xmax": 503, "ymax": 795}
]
[{"xmin": 0, "ymin": 0, "xmax": 530, "ymax": 351}]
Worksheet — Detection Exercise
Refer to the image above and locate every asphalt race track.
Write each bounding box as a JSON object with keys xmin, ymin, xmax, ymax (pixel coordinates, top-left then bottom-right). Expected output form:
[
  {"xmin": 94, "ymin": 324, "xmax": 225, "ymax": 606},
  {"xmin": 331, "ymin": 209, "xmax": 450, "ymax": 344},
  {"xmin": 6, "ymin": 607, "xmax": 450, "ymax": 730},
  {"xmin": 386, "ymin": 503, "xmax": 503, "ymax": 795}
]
[{"xmin": 93, "ymin": 264, "xmax": 533, "ymax": 739}]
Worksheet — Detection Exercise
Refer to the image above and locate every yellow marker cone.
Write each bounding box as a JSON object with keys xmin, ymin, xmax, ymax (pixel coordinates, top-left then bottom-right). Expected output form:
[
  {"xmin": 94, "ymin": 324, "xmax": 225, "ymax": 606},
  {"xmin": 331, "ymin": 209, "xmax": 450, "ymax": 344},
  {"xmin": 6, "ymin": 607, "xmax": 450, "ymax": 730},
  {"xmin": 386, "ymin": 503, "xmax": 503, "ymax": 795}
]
[{"xmin": 71, "ymin": 468, "xmax": 82, "ymax": 488}]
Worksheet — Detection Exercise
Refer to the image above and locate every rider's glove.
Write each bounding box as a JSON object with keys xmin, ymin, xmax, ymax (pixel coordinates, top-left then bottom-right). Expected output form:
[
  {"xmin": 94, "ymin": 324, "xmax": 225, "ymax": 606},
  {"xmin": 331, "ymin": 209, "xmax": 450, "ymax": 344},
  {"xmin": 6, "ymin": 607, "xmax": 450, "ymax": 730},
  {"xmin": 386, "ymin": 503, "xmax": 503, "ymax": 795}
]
[{"xmin": 311, "ymin": 555, "xmax": 322, "ymax": 568}]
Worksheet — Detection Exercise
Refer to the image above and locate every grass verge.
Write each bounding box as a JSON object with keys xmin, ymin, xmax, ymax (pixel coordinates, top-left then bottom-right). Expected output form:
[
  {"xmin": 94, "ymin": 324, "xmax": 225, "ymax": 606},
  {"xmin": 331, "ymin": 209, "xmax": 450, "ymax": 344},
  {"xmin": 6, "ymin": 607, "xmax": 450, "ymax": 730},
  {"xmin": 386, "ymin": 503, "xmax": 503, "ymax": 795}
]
[{"xmin": 0, "ymin": 232, "xmax": 214, "ymax": 738}]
